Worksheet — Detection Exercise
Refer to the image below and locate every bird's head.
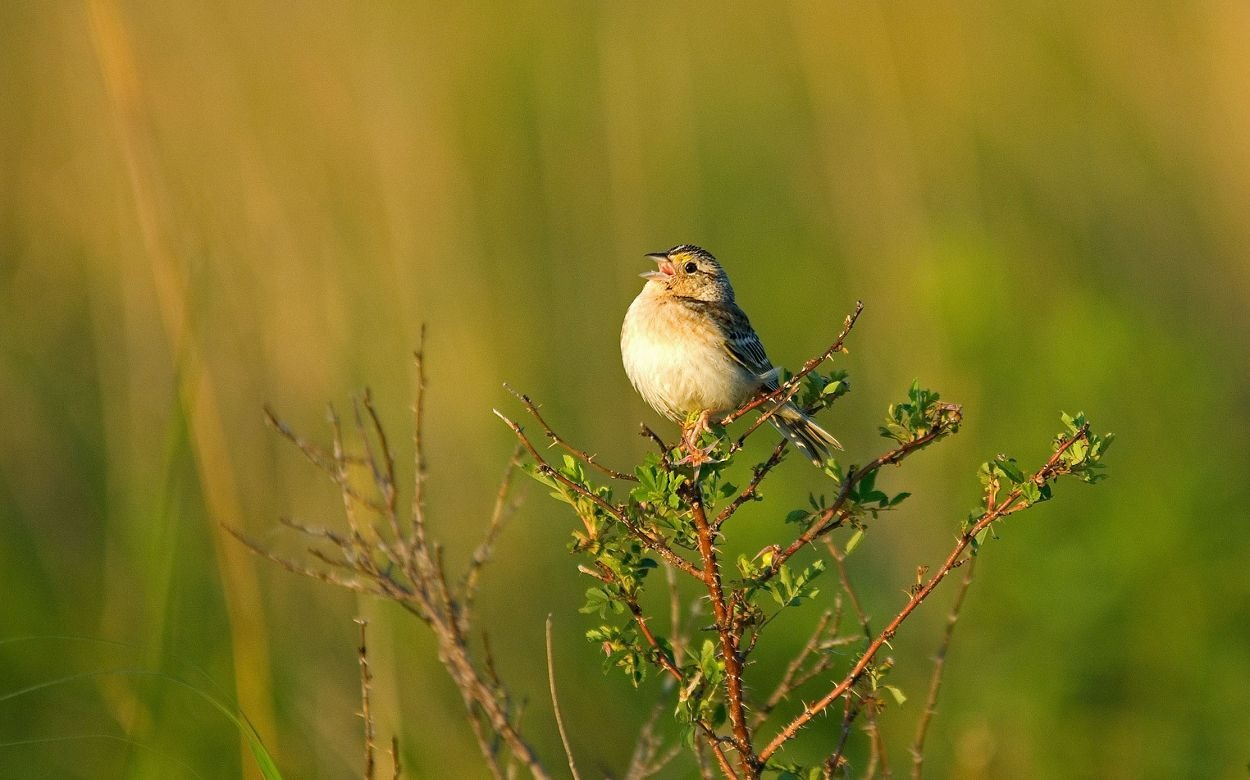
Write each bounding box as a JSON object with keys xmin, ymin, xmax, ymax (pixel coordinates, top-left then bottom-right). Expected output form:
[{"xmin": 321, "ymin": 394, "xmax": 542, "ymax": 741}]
[{"xmin": 641, "ymin": 245, "xmax": 734, "ymax": 303}]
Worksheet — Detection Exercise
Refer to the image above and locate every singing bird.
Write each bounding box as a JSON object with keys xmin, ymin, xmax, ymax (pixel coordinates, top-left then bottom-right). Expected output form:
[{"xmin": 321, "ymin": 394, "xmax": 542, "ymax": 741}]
[{"xmin": 621, "ymin": 244, "xmax": 841, "ymax": 464}]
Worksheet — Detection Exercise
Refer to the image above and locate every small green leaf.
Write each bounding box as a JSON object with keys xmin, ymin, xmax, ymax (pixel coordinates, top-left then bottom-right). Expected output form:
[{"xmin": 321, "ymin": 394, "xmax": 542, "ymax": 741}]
[
  {"xmin": 883, "ymin": 684, "xmax": 907, "ymax": 706},
  {"xmin": 845, "ymin": 528, "xmax": 865, "ymax": 554}
]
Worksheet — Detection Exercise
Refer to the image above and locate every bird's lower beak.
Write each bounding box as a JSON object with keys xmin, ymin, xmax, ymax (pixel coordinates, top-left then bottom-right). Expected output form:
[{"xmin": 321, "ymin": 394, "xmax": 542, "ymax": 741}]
[{"xmin": 642, "ymin": 252, "xmax": 675, "ymax": 281}]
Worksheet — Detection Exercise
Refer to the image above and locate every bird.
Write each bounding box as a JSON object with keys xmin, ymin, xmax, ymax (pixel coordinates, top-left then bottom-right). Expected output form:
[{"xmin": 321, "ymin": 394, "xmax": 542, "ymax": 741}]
[{"xmin": 621, "ymin": 244, "xmax": 841, "ymax": 465}]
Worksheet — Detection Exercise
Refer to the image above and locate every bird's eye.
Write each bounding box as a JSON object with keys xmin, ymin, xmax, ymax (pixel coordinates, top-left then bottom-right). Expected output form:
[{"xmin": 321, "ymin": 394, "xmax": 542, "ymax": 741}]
[{"xmin": 684, "ymin": 261, "xmax": 698, "ymax": 273}]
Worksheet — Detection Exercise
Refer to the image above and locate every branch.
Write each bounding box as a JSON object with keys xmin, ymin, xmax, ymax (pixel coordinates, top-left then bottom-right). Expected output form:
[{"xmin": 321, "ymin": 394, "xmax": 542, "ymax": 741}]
[
  {"xmin": 910, "ymin": 556, "xmax": 977, "ymax": 778},
  {"xmin": 714, "ymin": 438, "xmax": 788, "ymax": 530},
  {"xmin": 686, "ymin": 483, "xmax": 757, "ymax": 775},
  {"xmin": 460, "ymin": 444, "xmax": 525, "ymax": 631},
  {"xmin": 495, "ymin": 409, "xmax": 703, "ymax": 580},
  {"xmin": 357, "ymin": 618, "xmax": 378, "ymax": 780},
  {"xmin": 760, "ymin": 408, "xmax": 962, "ymax": 585},
  {"xmin": 545, "ymin": 616, "xmax": 582, "ymax": 780},
  {"xmin": 721, "ymin": 300, "xmax": 863, "ymax": 429},
  {"xmin": 506, "ymin": 384, "xmax": 638, "ymax": 481},
  {"xmin": 759, "ymin": 425, "xmax": 1091, "ymax": 762}
]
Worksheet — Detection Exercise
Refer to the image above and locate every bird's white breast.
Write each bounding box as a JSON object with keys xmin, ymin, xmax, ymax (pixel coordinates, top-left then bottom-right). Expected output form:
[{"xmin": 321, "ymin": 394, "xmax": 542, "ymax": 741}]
[{"xmin": 621, "ymin": 285, "xmax": 759, "ymax": 421}]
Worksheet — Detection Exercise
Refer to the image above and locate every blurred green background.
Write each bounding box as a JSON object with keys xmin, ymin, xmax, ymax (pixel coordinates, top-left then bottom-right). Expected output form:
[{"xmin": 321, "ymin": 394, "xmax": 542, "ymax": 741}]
[{"xmin": 3, "ymin": 2, "xmax": 1249, "ymax": 777}]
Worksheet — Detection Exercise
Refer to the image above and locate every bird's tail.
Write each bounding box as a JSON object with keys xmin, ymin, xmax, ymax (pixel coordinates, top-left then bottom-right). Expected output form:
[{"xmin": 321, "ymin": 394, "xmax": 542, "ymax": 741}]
[{"xmin": 770, "ymin": 403, "xmax": 843, "ymax": 466}]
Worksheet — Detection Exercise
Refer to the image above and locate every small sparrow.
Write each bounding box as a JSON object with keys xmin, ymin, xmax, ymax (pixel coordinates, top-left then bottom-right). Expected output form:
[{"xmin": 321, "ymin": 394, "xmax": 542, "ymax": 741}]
[{"xmin": 621, "ymin": 244, "xmax": 841, "ymax": 464}]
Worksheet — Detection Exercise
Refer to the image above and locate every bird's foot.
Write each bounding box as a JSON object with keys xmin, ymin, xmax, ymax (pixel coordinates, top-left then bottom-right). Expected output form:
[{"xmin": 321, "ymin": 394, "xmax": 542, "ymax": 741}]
[{"xmin": 676, "ymin": 410, "xmax": 723, "ymax": 467}]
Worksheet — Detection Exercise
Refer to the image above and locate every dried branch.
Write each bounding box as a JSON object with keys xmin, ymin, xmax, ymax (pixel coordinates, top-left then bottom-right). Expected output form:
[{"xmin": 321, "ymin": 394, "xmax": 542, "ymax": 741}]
[
  {"xmin": 545, "ymin": 616, "xmax": 582, "ymax": 780},
  {"xmin": 624, "ymin": 702, "xmax": 683, "ymax": 780},
  {"xmin": 825, "ymin": 539, "xmax": 873, "ymax": 642},
  {"xmin": 357, "ymin": 618, "xmax": 377, "ymax": 780},
  {"xmin": 248, "ymin": 367, "xmax": 550, "ymax": 779},
  {"xmin": 506, "ymin": 384, "xmax": 638, "ymax": 481},
  {"xmin": 461, "ymin": 445, "xmax": 525, "ymax": 631}
]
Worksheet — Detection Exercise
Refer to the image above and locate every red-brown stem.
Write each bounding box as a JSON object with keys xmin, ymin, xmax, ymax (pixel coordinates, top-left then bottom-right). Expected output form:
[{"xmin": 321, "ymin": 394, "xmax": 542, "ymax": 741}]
[
  {"xmin": 687, "ymin": 483, "xmax": 758, "ymax": 776},
  {"xmin": 910, "ymin": 555, "xmax": 977, "ymax": 778},
  {"xmin": 714, "ymin": 438, "xmax": 788, "ymax": 530},
  {"xmin": 760, "ymin": 412, "xmax": 960, "ymax": 585},
  {"xmin": 759, "ymin": 427, "xmax": 1089, "ymax": 762}
]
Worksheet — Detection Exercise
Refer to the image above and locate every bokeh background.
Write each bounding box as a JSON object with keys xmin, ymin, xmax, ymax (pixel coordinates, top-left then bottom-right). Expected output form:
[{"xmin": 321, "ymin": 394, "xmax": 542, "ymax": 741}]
[{"xmin": 3, "ymin": 2, "xmax": 1249, "ymax": 777}]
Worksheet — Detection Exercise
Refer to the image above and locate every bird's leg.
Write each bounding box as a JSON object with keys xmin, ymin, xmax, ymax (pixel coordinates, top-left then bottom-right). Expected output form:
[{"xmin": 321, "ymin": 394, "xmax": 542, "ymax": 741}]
[{"xmin": 677, "ymin": 410, "xmax": 718, "ymax": 467}]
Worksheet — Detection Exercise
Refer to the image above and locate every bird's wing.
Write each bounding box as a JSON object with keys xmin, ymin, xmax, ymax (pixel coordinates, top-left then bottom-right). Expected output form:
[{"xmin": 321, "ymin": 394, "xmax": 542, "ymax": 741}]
[{"xmin": 720, "ymin": 305, "xmax": 775, "ymax": 381}]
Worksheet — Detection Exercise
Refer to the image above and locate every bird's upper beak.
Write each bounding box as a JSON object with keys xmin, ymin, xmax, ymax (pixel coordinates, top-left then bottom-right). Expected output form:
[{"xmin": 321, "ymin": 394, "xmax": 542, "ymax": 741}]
[{"xmin": 642, "ymin": 251, "xmax": 675, "ymax": 281}]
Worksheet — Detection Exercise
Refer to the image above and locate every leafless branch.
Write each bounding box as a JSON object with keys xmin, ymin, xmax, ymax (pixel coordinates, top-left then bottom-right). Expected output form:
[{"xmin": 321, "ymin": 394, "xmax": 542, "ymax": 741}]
[
  {"xmin": 506, "ymin": 384, "xmax": 638, "ymax": 481},
  {"xmin": 357, "ymin": 618, "xmax": 377, "ymax": 780},
  {"xmin": 910, "ymin": 556, "xmax": 978, "ymax": 778},
  {"xmin": 545, "ymin": 616, "xmax": 582, "ymax": 780}
]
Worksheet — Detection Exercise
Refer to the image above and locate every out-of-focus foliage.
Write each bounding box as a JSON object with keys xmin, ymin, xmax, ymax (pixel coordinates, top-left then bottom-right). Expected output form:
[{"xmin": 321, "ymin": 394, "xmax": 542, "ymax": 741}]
[{"xmin": 1, "ymin": 2, "xmax": 1247, "ymax": 777}]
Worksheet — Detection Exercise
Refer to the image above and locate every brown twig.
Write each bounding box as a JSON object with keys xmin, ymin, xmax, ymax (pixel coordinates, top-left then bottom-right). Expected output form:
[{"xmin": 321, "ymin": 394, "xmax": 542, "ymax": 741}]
[
  {"xmin": 758, "ymin": 426, "xmax": 1090, "ymax": 762},
  {"xmin": 545, "ymin": 616, "xmax": 582, "ymax": 780},
  {"xmin": 624, "ymin": 701, "xmax": 684, "ymax": 780},
  {"xmin": 506, "ymin": 384, "xmax": 638, "ymax": 481},
  {"xmin": 750, "ymin": 609, "xmax": 837, "ymax": 729},
  {"xmin": 713, "ymin": 438, "xmax": 788, "ymax": 530},
  {"xmin": 759, "ymin": 409, "xmax": 962, "ymax": 587},
  {"xmin": 251, "ymin": 390, "xmax": 550, "ymax": 779},
  {"xmin": 495, "ymin": 409, "xmax": 702, "ymax": 579},
  {"xmin": 640, "ymin": 424, "xmax": 671, "ymax": 460},
  {"xmin": 461, "ymin": 445, "xmax": 525, "ymax": 632},
  {"xmin": 910, "ymin": 556, "xmax": 977, "ymax": 778},
  {"xmin": 826, "ymin": 538, "xmax": 873, "ymax": 643}
]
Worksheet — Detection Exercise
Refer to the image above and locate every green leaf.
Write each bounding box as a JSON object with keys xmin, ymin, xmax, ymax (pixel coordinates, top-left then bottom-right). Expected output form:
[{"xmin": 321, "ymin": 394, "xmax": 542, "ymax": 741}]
[
  {"xmin": 784, "ymin": 509, "xmax": 811, "ymax": 525},
  {"xmin": 883, "ymin": 684, "xmax": 907, "ymax": 706},
  {"xmin": 845, "ymin": 528, "xmax": 865, "ymax": 554}
]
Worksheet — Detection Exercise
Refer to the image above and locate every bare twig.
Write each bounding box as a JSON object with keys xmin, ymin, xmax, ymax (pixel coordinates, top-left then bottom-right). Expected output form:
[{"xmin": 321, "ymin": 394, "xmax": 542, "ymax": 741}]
[
  {"xmin": 758, "ymin": 426, "xmax": 1091, "ymax": 762},
  {"xmin": 639, "ymin": 424, "xmax": 671, "ymax": 460},
  {"xmin": 624, "ymin": 702, "xmax": 683, "ymax": 780},
  {"xmin": 545, "ymin": 616, "xmax": 582, "ymax": 780},
  {"xmin": 357, "ymin": 618, "xmax": 377, "ymax": 780},
  {"xmin": 506, "ymin": 384, "xmax": 638, "ymax": 481},
  {"xmin": 411, "ymin": 330, "xmax": 430, "ymax": 552},
  {"xmin": 461, "ymin": 444, "xmax": 525, "ymax": 631},
  {"xmin": 826, "ymin": 539, "xmax": 872, "ymax": 643},
  {"xmin": 750, "ymin": 609, "xmax": 836, "ymax": 729},
  {"xmin": 495, "ymin": 409, "xmax": 702, "ymax": 580},
  {"xmin": 910, "ymin": 556, "xmax": 977, "ymax": 778},
  {"xmin": 759, "ymin": 408, "xmax": 962, "ymax": 586},
  {"xmin": 713, "ymin": 438, "xmax": 788, "ymax": 530},
  {"xmin": 253, "ymin": 384, "xmax": 551, "ymax": 779}
]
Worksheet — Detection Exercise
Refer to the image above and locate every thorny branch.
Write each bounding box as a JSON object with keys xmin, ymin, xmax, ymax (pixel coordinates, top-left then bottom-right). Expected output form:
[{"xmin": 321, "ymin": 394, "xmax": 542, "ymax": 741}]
[{"xmin": 758, "ymin": 425, "xmax": 1093, "ymax": 762}]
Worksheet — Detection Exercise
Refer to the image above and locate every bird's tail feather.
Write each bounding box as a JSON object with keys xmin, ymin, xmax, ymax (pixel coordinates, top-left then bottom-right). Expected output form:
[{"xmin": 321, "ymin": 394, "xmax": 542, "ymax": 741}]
[{"xmin": 770, "ymin": 404, "xmax": 842, "ymax": 466}]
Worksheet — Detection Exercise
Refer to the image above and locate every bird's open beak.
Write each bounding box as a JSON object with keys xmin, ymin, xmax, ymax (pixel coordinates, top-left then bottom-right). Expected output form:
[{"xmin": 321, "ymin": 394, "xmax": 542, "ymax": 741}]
[{"xmin": 642, "ymin": 251, "xmax": 675, "ymax": 281}]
